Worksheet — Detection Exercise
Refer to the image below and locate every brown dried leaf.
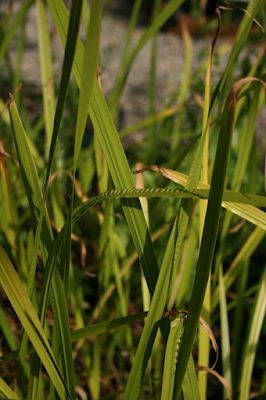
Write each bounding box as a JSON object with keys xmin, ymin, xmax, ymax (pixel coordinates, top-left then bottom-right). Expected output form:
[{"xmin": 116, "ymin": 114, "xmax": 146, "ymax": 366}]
[
  {"xmin": 228, "ymin": 219, "xmax": 245, "ymax": 233},
  {"xmin": 133, "ymin": 165, "xmax": 188, "ymax": 187},
  {"xmin": 199, "ymin": 316, "xmax": 219, "ymax": 370},
  {"xmin": 162, "ymin": 309, "xmax": 219, "ymax": 370},
  {"xmin": 227, "ymin": 77, "xmax": 266, "ymax": 105},
  {"xmin": 196, "ymin": 365, "xmax": 232, "ymax": 398},
  {"xmin": 218, "ymin": 1, "xmax": 265, "ymax": 33},
  {"xmin": 49, "ymin": 169, "xmax": 89, "ymax": 201}
]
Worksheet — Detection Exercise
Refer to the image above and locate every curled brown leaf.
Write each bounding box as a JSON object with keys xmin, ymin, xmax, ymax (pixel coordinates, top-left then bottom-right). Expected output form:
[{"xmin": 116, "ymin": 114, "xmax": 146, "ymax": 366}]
[
  {"xmin": 196, "ymin": 365, "xmax": 232, "ymax": 398},
  {"xmin": 218, "ymin": 1, "xmax": 265, "ymax": 33}
]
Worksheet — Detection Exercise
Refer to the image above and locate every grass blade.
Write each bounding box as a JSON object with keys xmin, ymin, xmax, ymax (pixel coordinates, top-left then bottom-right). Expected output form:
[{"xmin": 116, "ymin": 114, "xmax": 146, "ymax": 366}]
[
  {"xmin": 188, "ymin": 0, "xmax": 266, "ymax": 191},
  {"xmin": 173, "ymin": 79, "xmax": 265, "ymax": 398},
  {"xmin": 71, "ymin": 311, "xmax": 149, "ymax": 342},
  {"xmin": 182, "ymin": 355, "xmax": 201, "ymax": 400},
  {"xmin": 219, "ymin": 265, "xmax": 232, "ymax": 399},
  {"xmin": 47, "ymin": 0, "xmax": 170, "ymax": 342},
  {"xmin": 73, "ymin": 0, "xmax": 101, "ymax": 173},
  {"xmin": 122, "ymin": 219, "xmax": 178, "ymax": 400},
  {"xmin": 36, "ymin": 0, "xmax": 55, "ymax": 157},
  {"xmin": 239, "ymin": 266, "xmax": 266, "ymax": 400},
  {"xmin": 71, "ymin": 187, "xmax": 266, "ymax": 228},
  {"xmin": 8, "ymin": 97, "xmax": 53, "ymax": 247},
  {"xmin": 212, "ymin": 226, "xmax": 265, "ymax": 310},
  {"xmin": 0, "ymin": 0, "xmax": 34, "ymax": 64},
  {"xmin": 161, "ymin": 320, "xmax": 184, "ymax": 400},
  {"xmin": 0, "ymin": 244, "xmax": 71, "ymax": 400},
  {"xmin": 108, "ymin": 0, "xmax": 185, "ymax": 117},
  {"xmin": 0, "ymin": 376, "xmax": 20, "ymax": 400}
]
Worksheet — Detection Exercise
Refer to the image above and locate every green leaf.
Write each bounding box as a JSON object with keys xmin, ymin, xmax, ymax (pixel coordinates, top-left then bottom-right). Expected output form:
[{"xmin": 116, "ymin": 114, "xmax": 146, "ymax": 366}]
[
  {"xmin": 173, "ymin": 78, "xmax": 265, "ymax": 398},
  {"xmin": 0, "ymin": 376, "xmax": 21, "ymax": 400},
  {"xmin": 0, "ymin": 0, "xmax": 34, "ymax": 64},
  {"xmin": 212, "ymin": 226, "xmax": 265, "ymax": 310},
  {"xmin": 239, "ymin": 266, "xmax": 266, "ymax": 400},
  {"xmin": 188, "ymin": 0, "xmax": 266, "ymax": 191},
  {"xmin": 8, "ymin": 92, "xmax": 75, "ymax": 400},
  {"xmin": 71, "ymin": 311, "xmax": 148, "ymax": 342},
  {"xmin": 73, "ymin": 0, "xmax": 101, "ymax": 172},
  {"xmin": 108, "ymin": 0, "xmax": 186, "ymax": 116},
  {"xmin": 219, "ymin": 265, "xmax": 232, "ymax": 399},
  {"xmin": 8, "ymin": 98, "xmax": 53, "ymax": 248},
  {"xmin": 69, "ymin": 187, "xmax": 266, "ymax": 229},
  {"xmin": 161, "ymin": 319, "xmax": 184, "ymax": 400},
  {"xmin": 0, "ymin": 244, "xmax": 71, "ymax": 400},
  {"xmin": 36, "ymin": 0, "xmax": 55, "ymax": 156},
  {"xmin": 46, "ymin": 0, "xmax": 170, "ymax": 343},
  {"xmin": 182, "ymin": 355, "xmax": 201, "ymax": 400},
  {"xmin": 122, "ymin": 218, "xmax": 179, "ymax": 400}
]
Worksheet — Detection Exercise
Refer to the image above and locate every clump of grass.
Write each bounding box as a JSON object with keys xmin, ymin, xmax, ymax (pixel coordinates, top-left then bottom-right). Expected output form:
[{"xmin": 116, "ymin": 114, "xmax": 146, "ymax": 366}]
[{"xmin": 0, "ymin": 0, "xmax": 266, "ymax": 399}]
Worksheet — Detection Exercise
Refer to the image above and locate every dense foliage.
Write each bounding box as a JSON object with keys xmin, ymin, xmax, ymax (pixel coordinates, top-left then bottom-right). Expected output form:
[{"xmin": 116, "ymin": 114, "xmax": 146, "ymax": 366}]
[{"xmin": 0, "ymin": 1, "xmax": 266, "ymax": 399}]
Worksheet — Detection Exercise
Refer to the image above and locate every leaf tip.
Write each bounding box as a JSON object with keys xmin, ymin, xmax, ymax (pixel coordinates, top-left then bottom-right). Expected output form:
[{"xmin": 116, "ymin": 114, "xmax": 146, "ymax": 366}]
[{"xmin": 8, "ymin": 92, "xmax": 14, "ymax": 109}]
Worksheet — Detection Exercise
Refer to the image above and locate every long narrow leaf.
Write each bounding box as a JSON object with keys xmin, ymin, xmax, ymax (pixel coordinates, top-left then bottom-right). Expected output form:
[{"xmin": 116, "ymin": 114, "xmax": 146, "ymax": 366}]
[
  {"xmin": 173, "ymin": 78, "xmax": 265, "ymax": 397},
  {"xmin": 219, "ymin": 265, "xmax": 232, "ymax": 399},
  {"xmin": 0, "ymin": 244, "xmax": 71, "ymax": 400},
  {"xmin": 108, "ymin": 0, "xmax": 185, "ymax": 116},
  {"xmin": 47, "ymin": 0, "xmax": 170, "ymax": 342},
  {"xmin": 71, "ymin": 311, "xmax": 148, "ymax": 342},
  {"xmin": 239, "ymin": 266, "xmax": 266, "ymax": 400},
  {"xmin": 212, "ymin": 226, "xmax": 265, "ymax": 310},
  {"xmin": 8, "ymin": 94, "xmax": 75, "ymax": 400},
  {"xmin": 0, "ymin": 0, "xmax": 34, "ymax": 63},
  {"xmin": 161, "ymin": 320, "xmax": 184, "ymax": 400},
  {"xmin": 0, "ymin": 376, "xmax": 20, "ymax": 400},
  {"xmin": 73, "ymin": 0, "xmax": 101, "ymax": 173},
  {"xmin": 36, "ymin": 0, "xmax": 55, "ymax": 156},
  {"xmin": 69, "ymin": 187, "xmax": 266, "ymax": 228}
]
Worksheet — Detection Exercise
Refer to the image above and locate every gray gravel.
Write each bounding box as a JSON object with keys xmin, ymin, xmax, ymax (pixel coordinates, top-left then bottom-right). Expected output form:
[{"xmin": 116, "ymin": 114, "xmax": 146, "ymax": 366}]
[{"xmin": 2, "ymin": 1, "xmax": 263, "ymax": 141}]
